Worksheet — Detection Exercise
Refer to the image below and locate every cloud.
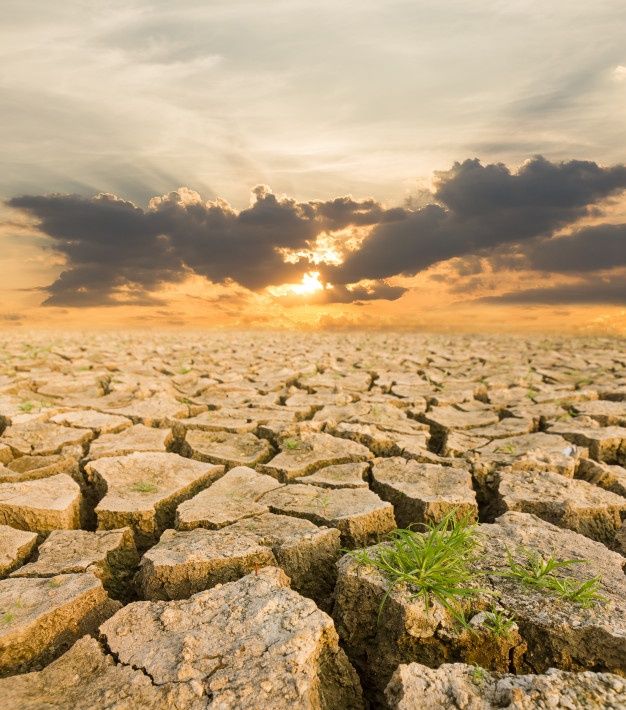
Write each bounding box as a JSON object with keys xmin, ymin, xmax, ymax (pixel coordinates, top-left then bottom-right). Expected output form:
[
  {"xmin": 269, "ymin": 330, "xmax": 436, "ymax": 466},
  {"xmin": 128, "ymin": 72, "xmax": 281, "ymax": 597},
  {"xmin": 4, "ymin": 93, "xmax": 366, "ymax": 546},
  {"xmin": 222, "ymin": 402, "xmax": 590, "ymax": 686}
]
[
  {"xmin": 614, "ymin": 65, "xmax": 626, "ymax": 81},
  {"xmin": 315, "ymin": 281, "xmax": 407, "ymax": 305},
  {"xmin": 8, "ymin": 155, "xmax": 626, "ymax": 308},
  {"xmin": 9, "ymin": 186, "xmax": 397, "ymax": 306},
  {"xmin": 450, "ymin": 220, "xmax": 626, "ymax": 277},
  {"xmin": 272, "ymin": 280, "xmax": 406, "ymax": 307},
  {"xmin": 333, "ymin": 156, "xmax": 626, "ymax": 283},
  {"xmin": 526, "ymin": 223, "xmax": 626, "ymax": 272},
  {"xmin": 480, "ymin": 274, "xmax": 626, "ymax": 305},
  {"xmin": 329, "ymin": 282, "xmax": 407, "ymax": 303},
  {"xmin": 0, "ymin": 313, "xmax": 22, "ymax": 327}
]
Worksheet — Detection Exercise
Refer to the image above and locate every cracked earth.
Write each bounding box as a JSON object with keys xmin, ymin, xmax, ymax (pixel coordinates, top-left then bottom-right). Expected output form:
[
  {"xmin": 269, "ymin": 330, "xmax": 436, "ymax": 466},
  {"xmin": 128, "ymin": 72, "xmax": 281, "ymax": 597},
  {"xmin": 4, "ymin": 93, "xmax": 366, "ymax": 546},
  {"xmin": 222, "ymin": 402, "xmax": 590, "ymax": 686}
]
[{"xmin": 0, "ymin": 331, "xmax": 625, "ymax": 708}]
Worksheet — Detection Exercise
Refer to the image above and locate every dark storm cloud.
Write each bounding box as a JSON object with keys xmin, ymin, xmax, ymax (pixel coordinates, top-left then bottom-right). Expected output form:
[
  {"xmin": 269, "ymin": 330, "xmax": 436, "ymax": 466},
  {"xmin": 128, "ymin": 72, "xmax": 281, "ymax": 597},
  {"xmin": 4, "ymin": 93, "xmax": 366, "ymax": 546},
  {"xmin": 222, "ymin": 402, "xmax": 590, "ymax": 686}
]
[
  {"xmin": 273, "ymin": 281, "xmax": 406, "ymax": 307},
  {"xmin": 324, "ymin": 282, "xmax": 407, "ymax": 304},
  {"xmin": 9, "ymin": 193, "xmax": 182, "ymax": 306},
  {"xmin": 8, "ymin": 156, "xmax": 626, "ymax": 307},
  {"xmin": 450, "ymin": 220, "xmax": 626, "ymax": 278},
  {"xmin": 333, "ymin": 156, "xmax": 626, "ymax": 284},
  {"xmin": 310, "ymin": 196, "xmax": 405, "ymax": 228},
  {"xmin": 527, "ymin": 222, "xmax": 626, "ymax": 272},
  {"xmin": 479, "ymin": 275, "xmax": 626, "ymax": 305},
  {"xmin": 9, "ymin": 187, "xmax": 400, "ymax": 306}
]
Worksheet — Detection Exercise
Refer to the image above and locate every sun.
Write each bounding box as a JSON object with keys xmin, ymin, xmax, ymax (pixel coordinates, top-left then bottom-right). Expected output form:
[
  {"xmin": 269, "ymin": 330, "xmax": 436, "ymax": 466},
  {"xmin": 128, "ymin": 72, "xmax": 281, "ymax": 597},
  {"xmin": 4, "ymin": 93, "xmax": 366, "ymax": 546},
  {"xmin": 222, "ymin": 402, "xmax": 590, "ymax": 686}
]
[
  {"xmin": 290, "ymin": 271, "xmax": 325, "ymax": 296},
  {"xmin": 268, "ymin": 271, "xmax": 327, "ymax": 298}
]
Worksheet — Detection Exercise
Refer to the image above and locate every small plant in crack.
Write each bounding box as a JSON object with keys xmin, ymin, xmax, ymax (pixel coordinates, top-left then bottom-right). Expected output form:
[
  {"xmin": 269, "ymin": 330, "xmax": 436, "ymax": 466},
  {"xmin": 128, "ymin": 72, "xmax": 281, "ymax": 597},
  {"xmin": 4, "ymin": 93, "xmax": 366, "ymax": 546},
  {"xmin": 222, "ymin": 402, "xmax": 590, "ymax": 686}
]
[
  {"xmin": 496, "ymin": 442, "xmax": 517, "ymax": 455},
  {"xmin": 313, "ymin": 493, "xmax": 331, "ymax": 511},
  {"xmin": 574, "ymin": 377, "xmax": 594, "ymax": 389},
  {"xmin": 482, "ymin": 608, "xmax": 516, "ymax": 637},
  {"xmin": 282, "ymin": 437, "xmax": 304, "ymax": 451},
  {"xmin": 349, "ymin": 509, "xmax": 484, "ymax": 621},
  {"xmin": 501, "ymin": 548, "xmax": 605, "ymax": 608},
  {"xmin": 469, "ymin": 665, "xmax": 487, "ymax": 686}
]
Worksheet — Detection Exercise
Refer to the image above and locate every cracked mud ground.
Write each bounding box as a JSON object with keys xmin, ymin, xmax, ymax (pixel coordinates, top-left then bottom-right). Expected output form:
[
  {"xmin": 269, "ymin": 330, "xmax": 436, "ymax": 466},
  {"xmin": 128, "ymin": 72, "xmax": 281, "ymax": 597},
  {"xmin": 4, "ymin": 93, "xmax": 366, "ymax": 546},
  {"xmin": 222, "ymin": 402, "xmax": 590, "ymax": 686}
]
[{"xmin": 0, "ymin": 332, "xmax": 625, "ymax": 709}]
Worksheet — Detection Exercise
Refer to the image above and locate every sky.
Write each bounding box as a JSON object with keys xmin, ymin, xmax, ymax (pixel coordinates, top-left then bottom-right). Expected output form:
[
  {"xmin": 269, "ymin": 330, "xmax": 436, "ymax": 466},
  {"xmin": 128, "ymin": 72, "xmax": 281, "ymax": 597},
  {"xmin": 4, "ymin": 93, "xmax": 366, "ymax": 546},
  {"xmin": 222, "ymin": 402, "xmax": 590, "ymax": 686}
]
[{"xmin": 1, "ymin": 0, "xmax": 625, "ymax": 333}]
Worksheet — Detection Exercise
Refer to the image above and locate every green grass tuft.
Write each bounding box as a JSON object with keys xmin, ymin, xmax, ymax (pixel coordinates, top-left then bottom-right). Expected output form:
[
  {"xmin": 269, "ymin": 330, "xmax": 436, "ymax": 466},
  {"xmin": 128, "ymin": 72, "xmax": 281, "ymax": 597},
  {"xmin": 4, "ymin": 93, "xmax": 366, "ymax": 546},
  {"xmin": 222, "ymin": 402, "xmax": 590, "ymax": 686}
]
[
  {"xmin": 349, "ymin": 509, "xmax": 483, "ymax": 619},
  {"xmin": 502, "ymin": 548, "xmax": 605, "ymax": 608},
  {"xmin": 282, "ymin": 437, "xmax": 304, "ymax": 451}
]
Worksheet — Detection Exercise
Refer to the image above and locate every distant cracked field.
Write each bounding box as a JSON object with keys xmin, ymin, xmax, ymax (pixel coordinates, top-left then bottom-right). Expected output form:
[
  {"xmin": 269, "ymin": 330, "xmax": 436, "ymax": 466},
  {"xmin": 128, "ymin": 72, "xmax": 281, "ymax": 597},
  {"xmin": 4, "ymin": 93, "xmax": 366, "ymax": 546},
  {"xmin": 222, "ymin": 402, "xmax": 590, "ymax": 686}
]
[{"xmin": 0, "ymin": 331, "xmax": 625, "ymax": 709}]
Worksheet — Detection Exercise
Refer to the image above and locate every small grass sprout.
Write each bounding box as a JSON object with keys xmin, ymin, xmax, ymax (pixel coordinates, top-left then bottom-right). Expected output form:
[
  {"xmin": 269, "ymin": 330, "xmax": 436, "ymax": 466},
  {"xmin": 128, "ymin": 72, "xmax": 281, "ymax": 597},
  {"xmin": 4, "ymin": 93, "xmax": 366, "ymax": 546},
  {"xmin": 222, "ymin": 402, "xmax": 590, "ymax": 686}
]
[
  {"xmin": 503, "ymin": 549, "xmax": 605, "ymax": 608},
  {"xmin": 482, "ymin": 608, "xmax": 516, "ymax": 637},
  {"xmin": 574, "ymin": 377, "xmax": 594, "ymax": 389},
  {"xmin": 469, "ymin": 665, "xmax": 487, "ymax": 686},
  {"xmin": 506, "ymin": 549, "xmax": 580, "ymax": 582},
  {"xmin": 496, "ymin": 442, "xmax": 517, "ymax": 455},
  {"xmin": 349, "ymin": 509, "xmax": 484, "ymax": 620},
  {"xmin": 546, "ymin": 575, "xmax": 606, "ymax": 606},
  {"xmin": 282, "ymin": 437, "xmax": 303, "ymax": 451},
  {"xmin": 313, "ymin": 493, "xmax": 331, "ymax": 510},
  {"xmin": 130, "ymin": 481, "xmax": 159, "ymax": 494}
]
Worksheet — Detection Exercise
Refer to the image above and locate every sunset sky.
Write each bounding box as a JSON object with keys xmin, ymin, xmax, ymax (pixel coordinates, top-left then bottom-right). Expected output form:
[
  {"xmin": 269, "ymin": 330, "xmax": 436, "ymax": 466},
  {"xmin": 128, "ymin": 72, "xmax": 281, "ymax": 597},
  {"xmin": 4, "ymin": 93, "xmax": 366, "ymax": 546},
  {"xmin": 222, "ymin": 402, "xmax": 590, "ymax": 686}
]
[{"xmin": 1, "ymin": 1, "xmax": 625, "ymax": 333}]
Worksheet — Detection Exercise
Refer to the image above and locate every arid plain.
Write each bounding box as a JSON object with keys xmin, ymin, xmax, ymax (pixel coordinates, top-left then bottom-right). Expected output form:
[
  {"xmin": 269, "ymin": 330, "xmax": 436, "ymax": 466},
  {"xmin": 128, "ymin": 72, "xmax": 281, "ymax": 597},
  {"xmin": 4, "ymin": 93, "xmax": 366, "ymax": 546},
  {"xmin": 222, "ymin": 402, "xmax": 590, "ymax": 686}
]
[{"xmin": 0, "ymin": 331, "xmax": 625, "ymax": 709}]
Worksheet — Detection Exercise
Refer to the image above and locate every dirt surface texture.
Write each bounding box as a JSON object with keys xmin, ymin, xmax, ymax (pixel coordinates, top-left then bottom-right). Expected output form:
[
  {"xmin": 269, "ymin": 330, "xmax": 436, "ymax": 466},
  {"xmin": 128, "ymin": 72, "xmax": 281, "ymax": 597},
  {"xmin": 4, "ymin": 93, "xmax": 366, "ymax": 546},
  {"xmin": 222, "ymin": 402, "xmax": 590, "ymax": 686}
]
[{"xmin": 0, "ymin": 331, "xmax": 625, "ymax": 708}]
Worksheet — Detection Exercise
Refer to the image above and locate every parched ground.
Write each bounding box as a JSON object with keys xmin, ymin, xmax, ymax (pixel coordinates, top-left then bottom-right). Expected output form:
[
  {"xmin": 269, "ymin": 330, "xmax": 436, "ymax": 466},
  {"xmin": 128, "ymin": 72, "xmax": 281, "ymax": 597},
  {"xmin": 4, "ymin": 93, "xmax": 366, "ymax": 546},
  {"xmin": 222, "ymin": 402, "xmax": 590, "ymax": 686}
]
[{"xmin": 0, "ymin": 331, "xmax": 625, "ymax": 709}]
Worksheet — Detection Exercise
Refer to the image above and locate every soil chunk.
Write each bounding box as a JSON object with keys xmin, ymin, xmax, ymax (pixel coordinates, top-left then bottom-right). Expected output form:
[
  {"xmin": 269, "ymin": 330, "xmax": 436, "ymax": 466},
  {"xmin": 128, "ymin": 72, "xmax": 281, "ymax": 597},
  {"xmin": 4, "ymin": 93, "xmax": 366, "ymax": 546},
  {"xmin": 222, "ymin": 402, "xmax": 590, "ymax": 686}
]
[
  {"xmin": 12, "ymin": 528, "xmax": 139, "ymax": 600},
  {"xmin": 85, "ymin": 452, "xmax": 224, "ymax": 549},
  {"xmin": 101, "ymin": 567, "xmax": 364, "ymax": 709},
  {"xmin": 385, "ymin": 662, "xmax": 626, "ymax": 710},
  {"xmin": 0, "ymin": 421, "xmax": 92, "ymax": 457},
  {"xmin": 371, "ymin": 457, "xmax": 477, "ymax": 527},
  {"xmin": 295, "ymin": 461, "xmax": 370, "ymax": 488},
  {"xmin": 262, "ymin": 483, "xmax": 396, "ymax": 547},
  {"xmin": 259, "ymin": 432, "xmax": 373, "ymax": 482},
  {"xmin": 185, "ymin": 429, "xmax": 272, "ymax": 468},
  {"xmin": 0, "ymin": 573, "xmax": 120, "ymax": 676},
  {"xmin": 175, "ymin": 466, "xmax": 281, "ymax": 530},
  {"xmin": 0, "ymin": 526, "xmax": 37, "ymax": 577},
  {"xmin": 0, "ymin": 474, "xmax": 82, "ymax": 534}
]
